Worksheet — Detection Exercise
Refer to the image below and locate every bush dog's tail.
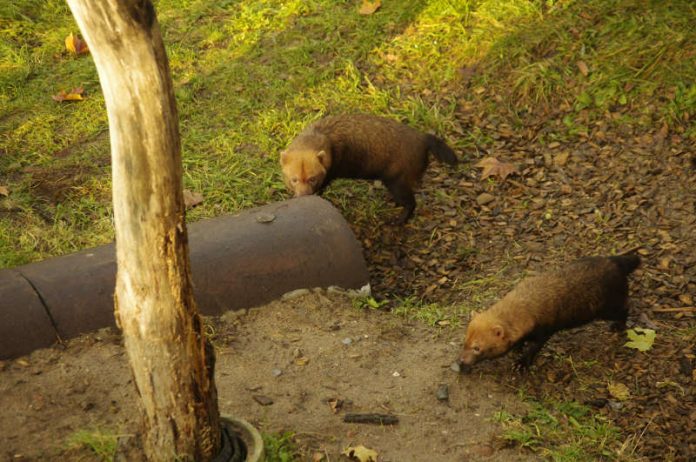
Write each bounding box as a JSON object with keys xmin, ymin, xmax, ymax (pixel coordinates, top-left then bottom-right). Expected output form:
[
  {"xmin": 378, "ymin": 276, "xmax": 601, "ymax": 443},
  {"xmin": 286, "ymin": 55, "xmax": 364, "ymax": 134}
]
[
  {"xmin": 608, "ymin": 254, "xmax": 641, "ymax": 275},
  {"xmin": 426, "ymin": 134, "xmax": 458, "ymax": 165}
]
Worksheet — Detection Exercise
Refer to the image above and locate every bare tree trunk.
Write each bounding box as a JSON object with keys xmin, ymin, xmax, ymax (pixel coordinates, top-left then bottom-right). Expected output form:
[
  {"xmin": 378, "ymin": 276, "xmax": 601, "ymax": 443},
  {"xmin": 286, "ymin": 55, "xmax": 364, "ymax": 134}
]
[{"xmin": 65, "ymin": 1, "xmax": 221, "ymax": 460}]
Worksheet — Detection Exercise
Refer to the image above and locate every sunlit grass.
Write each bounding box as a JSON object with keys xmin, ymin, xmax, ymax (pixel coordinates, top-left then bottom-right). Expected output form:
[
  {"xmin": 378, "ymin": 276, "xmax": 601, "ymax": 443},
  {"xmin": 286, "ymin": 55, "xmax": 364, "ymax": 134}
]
[
  {"xmin": 1, "ymin": 0, "xmax": 694, "ymax": 267},
  {"xmin": 65, "ymin": 429, "xmax": 118, "ymax": 461}
]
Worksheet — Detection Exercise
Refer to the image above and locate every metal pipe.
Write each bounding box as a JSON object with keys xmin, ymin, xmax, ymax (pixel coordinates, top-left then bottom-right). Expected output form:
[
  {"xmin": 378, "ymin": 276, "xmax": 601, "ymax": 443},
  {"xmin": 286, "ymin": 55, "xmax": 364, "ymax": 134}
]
[{"xmin": 0, "ymin": 196, "xmax": 369, "ymax": 359}]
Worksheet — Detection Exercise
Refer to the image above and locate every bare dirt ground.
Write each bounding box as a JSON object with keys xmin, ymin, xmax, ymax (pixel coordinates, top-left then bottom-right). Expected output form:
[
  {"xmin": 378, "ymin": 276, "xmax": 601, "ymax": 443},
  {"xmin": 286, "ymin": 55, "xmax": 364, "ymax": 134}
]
[
  {"xmin": 0, "ymin": 291, "xmax": 534, "ymax": 462},
  {"xmin": 0, "ymin": 123, "xmax": 693, "ymax": 462}
]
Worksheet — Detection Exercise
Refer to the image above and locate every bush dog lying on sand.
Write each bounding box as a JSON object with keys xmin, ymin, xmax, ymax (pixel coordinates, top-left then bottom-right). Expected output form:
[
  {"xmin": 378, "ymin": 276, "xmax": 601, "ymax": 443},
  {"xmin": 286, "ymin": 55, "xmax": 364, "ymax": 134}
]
[
  {"xmin": 458, "ymin": 255, "xmax": 641, "ymax": 371},
  {"xmin": 280, "ymin": 114, "xmax": 458, "ymax": 224}
]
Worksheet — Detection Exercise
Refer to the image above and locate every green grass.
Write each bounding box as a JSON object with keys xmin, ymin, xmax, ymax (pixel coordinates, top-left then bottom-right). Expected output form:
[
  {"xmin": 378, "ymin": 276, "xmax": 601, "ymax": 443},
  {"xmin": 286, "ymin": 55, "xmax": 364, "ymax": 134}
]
[
  {"xmin": 494, "ymin": 399, "xmax": 639, "ymax": 461},
  {"xmin": 64, "ymin": 429, "xmax": 299, "ymax": 461},
  {"xmin": 477, "ymin": 0, "xmax": 696, "ymax": 138},
  {"xmin": 352, "ymin": 294, "xmax": 390, "ymax": 311},
  {"xmin": 3, "ymin": 0, "xmax": 693, "ymax": 267},
  {"xmin": 65, "ymin": 429, "xmax": 118, "ymax": 461},
  {"xmin": 263, "ymin": 432, "xmax": 299, "ymax": 462},
  {"xmin": 3, "ymin": 4, "xmax": 692, "ymax": 459},
  {"xmin": 392, "ymin": 296, "xmax": 471, "ymax": 327},
  {"xmin": 351, "ymin": 293, "xmax": 478, "ymax": 327}
]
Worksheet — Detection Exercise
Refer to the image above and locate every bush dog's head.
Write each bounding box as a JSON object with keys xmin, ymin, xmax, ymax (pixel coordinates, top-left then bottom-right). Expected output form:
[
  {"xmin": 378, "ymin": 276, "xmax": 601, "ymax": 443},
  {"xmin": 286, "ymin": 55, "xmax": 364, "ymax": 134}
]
[
  {"xmin": 280, "ymin": 148, "xmax": 331, "ymax": 197},
  {"xmin": 458, "ymin": 311, "xmax": 513, "ymax": 369}
]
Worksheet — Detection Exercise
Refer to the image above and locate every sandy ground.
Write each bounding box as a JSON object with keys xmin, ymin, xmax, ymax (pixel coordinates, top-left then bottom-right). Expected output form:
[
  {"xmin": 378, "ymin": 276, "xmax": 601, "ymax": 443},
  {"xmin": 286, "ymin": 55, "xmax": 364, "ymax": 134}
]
[{"xmin": 0, "ymin": 290, "xmax": 535, "ymax": 462}]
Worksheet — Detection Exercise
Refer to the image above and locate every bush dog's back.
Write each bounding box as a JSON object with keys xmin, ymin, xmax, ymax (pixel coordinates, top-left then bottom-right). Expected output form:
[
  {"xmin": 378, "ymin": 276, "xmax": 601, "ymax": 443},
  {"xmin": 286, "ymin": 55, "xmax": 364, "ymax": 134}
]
[
  {"xmin": 280, "ymin": 114, "xmax": 457, "ymax": 224},
  {"xmin": 458, "ymin": 255, "xmax": 641, "ymax": 370}
]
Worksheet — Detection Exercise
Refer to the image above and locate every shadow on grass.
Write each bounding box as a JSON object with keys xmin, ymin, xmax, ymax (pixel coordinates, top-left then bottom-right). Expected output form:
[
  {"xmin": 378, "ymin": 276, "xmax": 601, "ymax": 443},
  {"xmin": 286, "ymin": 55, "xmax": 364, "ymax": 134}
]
[{"xmin": 464, "ymin": 0, "xmax": 696, "ymax": 137}]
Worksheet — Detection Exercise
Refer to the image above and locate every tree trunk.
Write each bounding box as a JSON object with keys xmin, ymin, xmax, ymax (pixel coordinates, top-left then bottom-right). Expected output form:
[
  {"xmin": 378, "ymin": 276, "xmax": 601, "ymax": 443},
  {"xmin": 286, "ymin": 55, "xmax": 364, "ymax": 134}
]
[{"xmin": 64, "ymin": 1, "xmax": 221, "ymax": 460}]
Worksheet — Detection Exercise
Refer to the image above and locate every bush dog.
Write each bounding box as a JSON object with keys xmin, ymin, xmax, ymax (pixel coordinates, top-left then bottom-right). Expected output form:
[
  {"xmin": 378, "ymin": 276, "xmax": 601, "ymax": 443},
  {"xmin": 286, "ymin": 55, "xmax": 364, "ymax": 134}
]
[
  {"xmin": 279, "ymin": 114, "xmax": 457, "ymax": 224},
  {"xmin": 458, "ymin": 255, "xmax": 641, "ymax": 371}
]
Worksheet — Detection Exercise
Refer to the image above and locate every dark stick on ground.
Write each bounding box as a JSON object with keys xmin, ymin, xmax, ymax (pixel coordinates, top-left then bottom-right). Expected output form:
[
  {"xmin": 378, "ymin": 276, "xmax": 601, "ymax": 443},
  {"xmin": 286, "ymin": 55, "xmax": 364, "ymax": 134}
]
[{"xmin": 343, "ymin": 413, "xmax": 399, "ymax": 425}]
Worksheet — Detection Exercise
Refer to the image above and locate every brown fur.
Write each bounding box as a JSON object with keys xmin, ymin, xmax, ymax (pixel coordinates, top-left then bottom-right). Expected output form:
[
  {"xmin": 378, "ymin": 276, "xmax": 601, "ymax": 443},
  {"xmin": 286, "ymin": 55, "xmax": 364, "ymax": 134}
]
[
  {"xmin": 458, "ymin": 255, "xmax": 640, "ymax": 370},
  {"xmin": 280, "ymin": 114, "xmax": 457, "ymax": 224}
]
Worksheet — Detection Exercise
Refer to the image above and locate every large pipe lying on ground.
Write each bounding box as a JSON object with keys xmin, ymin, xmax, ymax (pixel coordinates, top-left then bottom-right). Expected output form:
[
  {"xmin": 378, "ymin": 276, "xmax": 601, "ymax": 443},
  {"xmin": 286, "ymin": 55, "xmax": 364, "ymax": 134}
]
[{"xmin": 0, "ymin": 196, "xmax": 370, "ymax": 359}]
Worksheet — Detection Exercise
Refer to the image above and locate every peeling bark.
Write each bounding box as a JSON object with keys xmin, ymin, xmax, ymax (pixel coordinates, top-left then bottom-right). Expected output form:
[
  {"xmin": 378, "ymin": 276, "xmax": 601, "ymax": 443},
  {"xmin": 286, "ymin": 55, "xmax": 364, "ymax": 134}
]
[{"xmin": 65, "ymin": 1, "xmax": 221, "ymax": 460}]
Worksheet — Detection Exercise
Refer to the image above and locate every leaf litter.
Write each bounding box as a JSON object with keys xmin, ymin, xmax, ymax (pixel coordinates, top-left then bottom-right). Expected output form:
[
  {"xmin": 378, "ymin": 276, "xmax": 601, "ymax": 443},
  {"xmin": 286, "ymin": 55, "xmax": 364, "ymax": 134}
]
[{"xmin": 344, "ymin": 108, "xmax": 695, "ymax": 460}]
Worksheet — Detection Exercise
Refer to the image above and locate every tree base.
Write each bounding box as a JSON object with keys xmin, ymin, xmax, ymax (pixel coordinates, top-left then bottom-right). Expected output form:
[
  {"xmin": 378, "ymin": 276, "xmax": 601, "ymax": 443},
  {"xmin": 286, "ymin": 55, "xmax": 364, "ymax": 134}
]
[
  {"xmin": 115, "ymin": 416, "xmax": 264, "ymax": 462},
  {"xmin": 216, "ymin": 416, "xmax": 265, "ymax": 462}
]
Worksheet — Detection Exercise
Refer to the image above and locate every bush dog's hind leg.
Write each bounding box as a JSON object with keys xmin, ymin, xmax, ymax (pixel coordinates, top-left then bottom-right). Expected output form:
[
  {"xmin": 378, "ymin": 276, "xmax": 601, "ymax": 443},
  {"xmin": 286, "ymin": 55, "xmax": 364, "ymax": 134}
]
[
  {"xmin": 384, "ymin": 178, "xmax": 416, "ymax": 225},
  {"xmin": 609, "ymin": 304, "xmax": 629, "ymax": 332}
]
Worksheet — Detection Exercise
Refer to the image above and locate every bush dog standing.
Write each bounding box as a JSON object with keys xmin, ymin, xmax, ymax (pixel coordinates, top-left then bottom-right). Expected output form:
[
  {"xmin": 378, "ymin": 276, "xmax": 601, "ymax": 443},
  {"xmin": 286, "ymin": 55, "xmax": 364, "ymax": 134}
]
[
  {"xmin": 458, "ymin": 255, "xmax": 641, "ymax": 371},
  {"xmin": 280, "ymin": 114, "xmax": 458, "ymax": 224}
]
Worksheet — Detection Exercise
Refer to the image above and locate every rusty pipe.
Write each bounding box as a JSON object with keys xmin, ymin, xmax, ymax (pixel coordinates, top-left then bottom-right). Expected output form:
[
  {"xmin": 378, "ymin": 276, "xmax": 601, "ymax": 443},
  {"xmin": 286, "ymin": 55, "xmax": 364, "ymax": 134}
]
[{"xmin": 0, "ymin": 196, "xmax": 369, "ymax": 359}]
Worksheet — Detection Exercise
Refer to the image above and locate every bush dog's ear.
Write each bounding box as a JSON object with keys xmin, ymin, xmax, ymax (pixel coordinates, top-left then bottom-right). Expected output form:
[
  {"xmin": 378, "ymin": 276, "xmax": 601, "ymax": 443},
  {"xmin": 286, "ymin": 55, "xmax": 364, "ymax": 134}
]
[
  {"xmin": 492, "ymin": 324, "xmax": 505, "ymax": 339},
  {"xmin": 280, "ymin": 150, "xmax": 289, "ymax": 165},
  {"xmin": 317, "ymin": 150, "xmax": 332, "ymax": 168}
]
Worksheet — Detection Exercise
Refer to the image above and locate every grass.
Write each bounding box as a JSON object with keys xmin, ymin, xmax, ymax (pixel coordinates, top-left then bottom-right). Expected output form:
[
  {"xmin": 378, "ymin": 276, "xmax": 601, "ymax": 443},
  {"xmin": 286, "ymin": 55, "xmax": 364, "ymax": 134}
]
[
  {"xmin": 2, "ymin": 1, "xmax": 694, "ymax": 458},
  {"xmin": 65, "ymin": 429, "xmax": 118, "ymax": 461},
  {"xmin": 2, "ymin": 0, "xmax": 693, "ymax": 267},
  {"xmin": 478, "ymin": 0, "xmax": 696, "ymax": 138},
  {"xmin": 494, "ymin": 399, "xmax": 639, "ymax": 461},
  {"xmin": 63, "ymin": 429, "xmax": 299, "ymax": 461},
  {"xmin": 392, "ymin": 296, "xmax": 471, "ymax": 327},
  {"xmin": 263, "ymin": 432, "xmax": 299, "ymax": 462},
  {"xmin": 352, "ymin": 291, "xmax": 486, "ymax": 328}
]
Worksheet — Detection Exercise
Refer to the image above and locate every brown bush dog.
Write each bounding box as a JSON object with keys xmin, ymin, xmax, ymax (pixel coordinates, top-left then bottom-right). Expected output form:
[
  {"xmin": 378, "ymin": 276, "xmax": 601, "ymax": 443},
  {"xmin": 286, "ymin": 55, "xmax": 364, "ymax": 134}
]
[
  {"xmin": 279, "ymin": 114, "xmax": 458, "ymax": 224},
  {"xmin": 458, "ymin": 255, "xmax": 641, "ymax": 371}
]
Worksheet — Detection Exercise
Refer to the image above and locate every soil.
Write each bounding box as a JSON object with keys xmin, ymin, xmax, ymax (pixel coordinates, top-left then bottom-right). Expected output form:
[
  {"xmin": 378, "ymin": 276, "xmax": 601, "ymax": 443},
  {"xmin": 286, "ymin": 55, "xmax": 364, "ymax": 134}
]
[
  {"xmin": 0, "ymin": 291, "xmax": 533, "ymax": 462},
  {"xmin": 0, "ymin": 123, "xmax": 693, "ymax": 461}
]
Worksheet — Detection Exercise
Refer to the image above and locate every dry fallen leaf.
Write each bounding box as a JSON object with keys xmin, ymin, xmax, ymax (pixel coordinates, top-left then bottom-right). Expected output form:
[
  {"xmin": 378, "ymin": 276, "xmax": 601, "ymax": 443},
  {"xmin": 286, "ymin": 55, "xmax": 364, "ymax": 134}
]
[
  {"xmin": 65, "ymin": 33, "xmax": 89, "ymax": 55},
  {"xmin": 183, "ymin": 189, "xmax": 204, "ymax": 209},
  {"xmin": 608, "ymin": 382, "xmax": 631, "ymax": 401},
  {"xmin": 0, "ymin": 185, "xmax": 9, "ymax": 197},
  {"xmin": 342, "ymin": 445, "xmax": 378, "ymax": 462},
  {"xmin": 358, "ymin": 0, "xmax": 381, "ymax": 15},
  {"xmin": 52, "ymin": 87, "xmax": 84, "ymax": 102},
  {"xmin": 252, "ymin": 395, "xmax": 274, "ymax": 406},
  {"xmin": 475, "ymin": 157, "xmax": 519, "ymax": 181},
  {"xmin": 624, "ymin": 327, "xmax": 656, "ymax": 352},
  {"xmin": 658, "ymin": 256, "xmax": 671, "ymax": 269},
  {"xmin": 312, "ymin": 452, "xmax": 325, "ymax": 462},
  {"xmin": 328, "ymin": 398, "xmax": 343, "ymax": 414},
  {"xmin": 576, "ymin": 60, "xmax": 589, "ymax": 76},
  {"xmin": 553, "ymin": 151, "xmax": 570, "ymax": 166}
]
